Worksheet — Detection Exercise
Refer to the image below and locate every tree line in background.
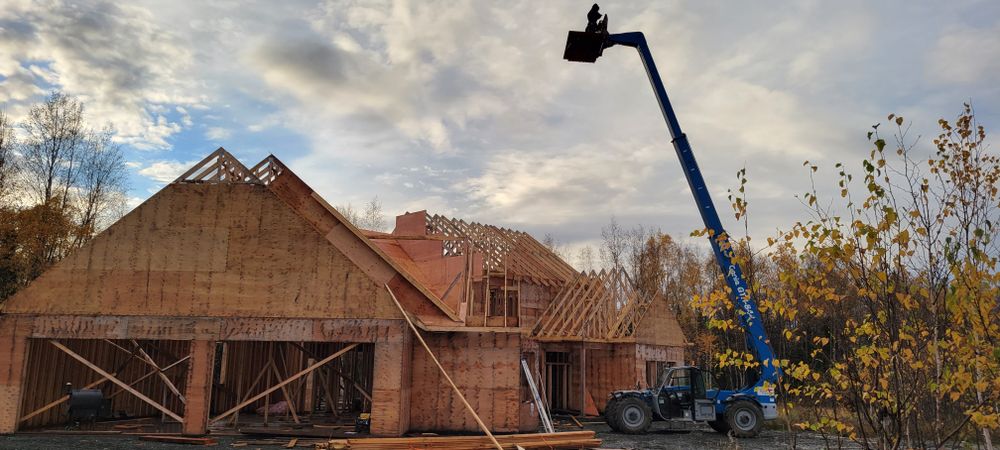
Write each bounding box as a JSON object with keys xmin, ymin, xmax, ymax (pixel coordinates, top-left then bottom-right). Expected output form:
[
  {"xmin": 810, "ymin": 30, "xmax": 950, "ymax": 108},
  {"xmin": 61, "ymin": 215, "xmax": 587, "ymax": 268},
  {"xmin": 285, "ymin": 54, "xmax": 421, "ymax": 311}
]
[
  {"xmin": 549, "ymin": 105, "xmax": 998, "ymax": 449},
  {"xmin": 0, "ymin": 92, "xmax": 129, "ymax": 301}
]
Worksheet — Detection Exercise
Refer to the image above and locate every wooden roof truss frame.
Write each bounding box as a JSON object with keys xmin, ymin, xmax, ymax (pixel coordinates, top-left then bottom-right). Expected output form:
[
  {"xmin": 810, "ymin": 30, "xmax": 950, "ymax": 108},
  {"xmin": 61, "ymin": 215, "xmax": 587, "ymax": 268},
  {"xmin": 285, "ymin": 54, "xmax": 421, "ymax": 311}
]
[
  {"xmin": 248, "ymin": 154, "xmax": 285, "ymax": 185},
  {"xmin": 530, "ymin": 268, "xmax": 655, "ymax": 342},
  {"xmin": 426, "ymin": 214, "xmax": 577, "ymax": 287},
  {"xmin": 175, "ymin": 147, "xmax": 260, "ymax": 184}
]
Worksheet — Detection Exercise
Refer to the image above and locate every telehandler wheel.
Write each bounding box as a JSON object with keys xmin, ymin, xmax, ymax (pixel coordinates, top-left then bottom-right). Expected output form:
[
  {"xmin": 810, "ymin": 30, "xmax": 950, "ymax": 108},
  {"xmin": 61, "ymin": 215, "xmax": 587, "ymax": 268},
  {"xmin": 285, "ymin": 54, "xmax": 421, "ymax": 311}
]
[
  {"xmin": 708, "ymin": 418, "xmax": 731, "ymax": 434},
  {"xmin": 725, "ymin": 400, "xmax": 763, "ymax": 438},
  {"xmin": 615, "ymin": 397, "xmax": 652, "ymax": 434},
  {"xmin": 604, "ymin": 398, "xmax": 622, "ymax": 432}
]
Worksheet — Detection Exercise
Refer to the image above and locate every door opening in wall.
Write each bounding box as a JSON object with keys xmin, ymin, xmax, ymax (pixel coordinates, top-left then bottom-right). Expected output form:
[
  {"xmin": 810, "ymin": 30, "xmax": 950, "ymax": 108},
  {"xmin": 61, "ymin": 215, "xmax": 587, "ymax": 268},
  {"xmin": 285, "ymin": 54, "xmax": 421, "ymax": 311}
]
[{"xmin": 544, "ymin": 351, "xmax": 571, "ymax": 411}]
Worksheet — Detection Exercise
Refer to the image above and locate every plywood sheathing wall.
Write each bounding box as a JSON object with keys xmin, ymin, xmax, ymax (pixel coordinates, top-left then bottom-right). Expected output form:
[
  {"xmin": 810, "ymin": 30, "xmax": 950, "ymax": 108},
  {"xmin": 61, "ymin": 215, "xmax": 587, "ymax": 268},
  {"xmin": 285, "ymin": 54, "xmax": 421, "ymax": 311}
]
[
  {"xmin": 408, "ymin": 332, "xmax": 521, "ymax": 433},
  {"xmin": 262, "ymin": 160, "xmax": 458, "ymax": 326},
  {"xmin": 633, "ymin": 293, "xmax": 686, "ymax": 348},
  {"xmin": 0, "ymin": 316, "xmax": 30, "ymax": 434},
  {"xmin": 2, "ymin": 183, "xmax": 405, "ymax": 320},
  {"xmin": 584, "ymin": 344, "xmax": 639, "ymax": 414},
  {"xmin": 635, "ymin": 343, "xmax": 685, "ymax": 384}
]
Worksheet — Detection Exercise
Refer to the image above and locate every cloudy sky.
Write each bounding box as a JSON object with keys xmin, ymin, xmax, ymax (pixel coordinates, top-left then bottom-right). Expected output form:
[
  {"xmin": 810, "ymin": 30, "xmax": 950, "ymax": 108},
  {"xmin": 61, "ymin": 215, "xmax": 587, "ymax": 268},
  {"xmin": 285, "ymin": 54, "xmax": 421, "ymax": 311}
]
[{"xmin": 1, "ymin": 0, "xmax": 998, "ymax": 263}]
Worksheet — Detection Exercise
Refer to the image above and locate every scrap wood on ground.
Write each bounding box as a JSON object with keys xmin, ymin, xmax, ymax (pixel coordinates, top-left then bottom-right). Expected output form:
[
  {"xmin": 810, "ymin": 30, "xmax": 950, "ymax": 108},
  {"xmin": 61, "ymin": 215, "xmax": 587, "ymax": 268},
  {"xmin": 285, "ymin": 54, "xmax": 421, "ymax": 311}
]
[{"xmin": 318, "ymin": 430, "xmax": 601, "ymax": 449}]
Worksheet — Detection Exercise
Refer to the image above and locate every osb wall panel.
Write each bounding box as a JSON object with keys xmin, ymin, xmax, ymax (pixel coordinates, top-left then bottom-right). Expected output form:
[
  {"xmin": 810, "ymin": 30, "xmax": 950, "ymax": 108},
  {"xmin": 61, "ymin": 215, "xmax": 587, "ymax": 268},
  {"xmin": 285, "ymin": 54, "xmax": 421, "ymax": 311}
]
[
  {"xmin": 634, "ymin": 296, "xmax": 687, "ymax": 347},
  {"xmin": 585, "ymin": 344, "xmax": 639, "ymax": 413},
  {"xmin": 518, "ymin": 282, "xmax": 554, "ymax": 331},
  {"xmin": 19, "ymin": 339, "xmax": 191, "ymax": 429},
  {"xmin": 0, "ymin": 316, "xmax": 30, "ymax": 433},
  {"xmin": 3, "ymin": 183, "xmax": 401, "ymax": 320},
  {"xmin": 634, "ymin": 343, "xmax": 685, "ymax": 385},
  {"xmin": 371, "ymin": 325, "xmax": 410, "ymax": 436},
  {"xmin": 408, "ymin": 332, "xmax": 521, "ymax": 433}
]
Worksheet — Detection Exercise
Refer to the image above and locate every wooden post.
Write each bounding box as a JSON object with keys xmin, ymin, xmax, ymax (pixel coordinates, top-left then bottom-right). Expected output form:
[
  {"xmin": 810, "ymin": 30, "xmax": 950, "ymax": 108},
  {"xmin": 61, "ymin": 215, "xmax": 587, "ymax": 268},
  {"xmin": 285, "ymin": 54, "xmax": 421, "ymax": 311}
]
[
  {"xmin": 503, "ymin": 257, "xmax": 508, "ymax": 327},
  {"xmin": 183, "ymin": 340, "xmax": 216, "ymax": 436},
  {"xmin": 0, "ymin": 317, "xmax": 29, "ymax": 434},
  {"xmin": 303, "ymin": 357, "xmax": 316, "ymax": 414},
  {"xmin": 579, "ymin": 344, "xmax": 586, "ymax": 417}
]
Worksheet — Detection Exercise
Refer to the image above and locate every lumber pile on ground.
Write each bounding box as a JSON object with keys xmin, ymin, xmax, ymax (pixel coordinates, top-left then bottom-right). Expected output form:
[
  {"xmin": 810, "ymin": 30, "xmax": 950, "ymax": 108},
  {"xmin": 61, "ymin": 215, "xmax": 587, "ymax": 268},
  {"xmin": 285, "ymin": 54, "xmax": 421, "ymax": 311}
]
[
  {"xmin": 138, "ymin": 435, "xmax": 218, "ymax": 445},
  {"xmin": 319, "ymin": 431, "xmax": 600, "ymax": 449}
]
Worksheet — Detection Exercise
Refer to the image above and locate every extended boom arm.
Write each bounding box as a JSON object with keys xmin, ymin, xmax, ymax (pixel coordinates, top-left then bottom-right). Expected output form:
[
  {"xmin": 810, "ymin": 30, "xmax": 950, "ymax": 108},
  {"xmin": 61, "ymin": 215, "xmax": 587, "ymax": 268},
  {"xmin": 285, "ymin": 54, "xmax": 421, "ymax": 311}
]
[{"xmin": 564, "ymin": 21, "xmax": 780, "ymax": 391}]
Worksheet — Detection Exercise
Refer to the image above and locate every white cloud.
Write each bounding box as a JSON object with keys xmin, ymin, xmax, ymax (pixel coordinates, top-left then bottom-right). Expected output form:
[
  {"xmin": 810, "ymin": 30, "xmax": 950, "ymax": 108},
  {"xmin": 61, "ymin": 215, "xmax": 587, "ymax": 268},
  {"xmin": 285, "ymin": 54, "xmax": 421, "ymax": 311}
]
[
  {"xmin": 0, "ymin": 0, "xmax": 200, "ymax": 149},
  {"xmin": 205, "ymin": 126, "xmax": 233, "ymax": 141},
  {"xmin": 137, "ymin": 160, "xmax": 194, "ymax": 184},
  {"xmin": 3, "ymin": 0, "xmax": 999, "ymax": 251},
  {"xmin": 926, "ymin": 22, "xmax": 1000, "ymax": 85}
]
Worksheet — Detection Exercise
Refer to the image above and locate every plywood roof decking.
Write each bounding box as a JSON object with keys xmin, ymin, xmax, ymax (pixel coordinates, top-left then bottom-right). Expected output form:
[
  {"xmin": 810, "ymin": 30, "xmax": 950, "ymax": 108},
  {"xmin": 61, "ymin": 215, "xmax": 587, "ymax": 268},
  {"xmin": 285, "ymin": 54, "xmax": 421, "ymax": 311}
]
[
  {"xmin": 425, "ymin": 215, "xmax": 576, "ymax": 286},
  {"xmin": 531, "ymin": 268, "xmax": 667, "ymax": 343}
]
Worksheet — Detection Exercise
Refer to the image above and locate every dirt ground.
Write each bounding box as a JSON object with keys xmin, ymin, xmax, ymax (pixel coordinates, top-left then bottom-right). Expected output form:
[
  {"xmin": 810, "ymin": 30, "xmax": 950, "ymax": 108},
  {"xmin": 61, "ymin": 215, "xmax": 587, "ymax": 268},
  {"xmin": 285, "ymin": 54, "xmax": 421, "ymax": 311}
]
[{"xmin": 0, "ymin": 421, "xmax": 862, "ymax": 450}]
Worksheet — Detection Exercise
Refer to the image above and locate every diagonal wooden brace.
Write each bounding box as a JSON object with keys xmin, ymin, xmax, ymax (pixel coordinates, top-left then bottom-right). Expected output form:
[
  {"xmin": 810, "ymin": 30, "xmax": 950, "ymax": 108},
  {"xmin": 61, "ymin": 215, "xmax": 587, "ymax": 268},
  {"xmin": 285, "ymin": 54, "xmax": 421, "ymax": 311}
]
[
  {"xmin": 209, "ymin": 343, "xmax": 359, "ymax": 424},
  {"xmin": 48, "ymin": 340, "xmax": 184, "ymax": 423}
]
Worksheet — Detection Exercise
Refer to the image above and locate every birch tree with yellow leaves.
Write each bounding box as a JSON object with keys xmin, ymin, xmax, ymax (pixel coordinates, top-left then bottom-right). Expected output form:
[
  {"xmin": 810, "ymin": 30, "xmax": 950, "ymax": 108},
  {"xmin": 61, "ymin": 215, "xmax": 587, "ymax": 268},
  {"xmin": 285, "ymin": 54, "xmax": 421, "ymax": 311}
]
[{"xmin": 694, "ymin": 105, "xmax": 999, "ymax": 449}]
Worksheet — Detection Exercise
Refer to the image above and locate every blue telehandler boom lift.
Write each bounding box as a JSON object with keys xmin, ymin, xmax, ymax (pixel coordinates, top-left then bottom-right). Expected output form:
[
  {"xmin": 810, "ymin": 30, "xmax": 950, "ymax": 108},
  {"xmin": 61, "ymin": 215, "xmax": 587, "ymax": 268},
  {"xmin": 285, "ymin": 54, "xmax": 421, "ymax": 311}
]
[{"xmin": 563, "ymin": 5, "xmax": 781, "ymax": 437}]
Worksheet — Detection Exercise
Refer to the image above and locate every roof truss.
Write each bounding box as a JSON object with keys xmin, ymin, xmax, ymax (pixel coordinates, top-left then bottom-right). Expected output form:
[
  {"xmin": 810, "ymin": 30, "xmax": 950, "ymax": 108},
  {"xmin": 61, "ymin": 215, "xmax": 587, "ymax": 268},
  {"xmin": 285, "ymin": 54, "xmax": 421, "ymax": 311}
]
[
  {"xmin": 174, "ymin": 147, "xmax": 259, "ymax": 184},
  {"xmin": 426, "ymin": 215, "xmax": 576, "ymax": 286},
  {"xmin": 530, "ymin": 268, "xmax": 656, "ymax": 342}
]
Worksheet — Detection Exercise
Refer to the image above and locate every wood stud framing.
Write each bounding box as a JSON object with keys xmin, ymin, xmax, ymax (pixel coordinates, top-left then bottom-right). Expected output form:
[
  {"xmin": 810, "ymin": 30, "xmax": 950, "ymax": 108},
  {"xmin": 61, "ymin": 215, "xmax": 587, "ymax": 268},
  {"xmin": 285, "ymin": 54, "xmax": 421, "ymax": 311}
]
[{"xmin": 531, "ymin": 268, "xmax": 656, "ymax": 342}]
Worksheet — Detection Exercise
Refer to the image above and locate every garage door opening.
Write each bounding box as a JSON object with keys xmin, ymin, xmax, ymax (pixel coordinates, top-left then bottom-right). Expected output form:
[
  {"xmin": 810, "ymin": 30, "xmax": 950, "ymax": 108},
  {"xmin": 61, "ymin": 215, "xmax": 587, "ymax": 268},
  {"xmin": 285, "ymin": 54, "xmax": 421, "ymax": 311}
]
[
  {"xmin": 15, "ymin": 339, "xmax": 376, "ymax": 434},
  {"xmin": 210, "ymin": 342, "xmax": 375, "ymax": 429},
  {"xmin": 17, "ymin": 338, "xmax": 192, "ymax": 431}
]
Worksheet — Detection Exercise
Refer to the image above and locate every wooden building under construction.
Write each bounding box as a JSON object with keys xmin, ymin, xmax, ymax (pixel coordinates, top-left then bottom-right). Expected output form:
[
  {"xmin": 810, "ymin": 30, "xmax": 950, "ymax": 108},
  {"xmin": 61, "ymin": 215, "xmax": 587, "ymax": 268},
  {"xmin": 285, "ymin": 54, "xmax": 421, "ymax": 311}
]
[{"xmin": 0, "ymin": 149, "xmax": 686, "ymax": 436}]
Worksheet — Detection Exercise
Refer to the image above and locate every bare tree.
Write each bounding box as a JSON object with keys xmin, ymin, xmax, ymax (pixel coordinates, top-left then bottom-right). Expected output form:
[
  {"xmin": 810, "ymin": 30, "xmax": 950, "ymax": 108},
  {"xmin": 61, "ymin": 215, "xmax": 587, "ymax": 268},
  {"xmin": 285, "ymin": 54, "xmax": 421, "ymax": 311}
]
[
  {"xmin": 337, "ymin": 196, "xmax": 387, "ymax": 231},
  {"xmin": 541, "ymin": 233, "xmax": 567, "ymax": 259},
  {"xmin": 73, "ymin": 126, "xmax": 128, "ymax": 246},
  {"xmin": 336, "ymin": 203, "xmax": 360, "ymax": 226},
  {"xmin": 600, "ymin": 215, "xmax": 627, "ymax": 271},
  {"xmin": 361, "ymin": 196, "xmax": 386, "ymax": 231},
  {"xmin": 0, "ymin": 111, "xmax": 17, "ymax": 204},
  {"xmin": 19, "ymin": 92, "xmax": 86, "ymax": 205},
  {"xmin": 576, "ymin": 245, "xmax": 595, "ymax": 272}
]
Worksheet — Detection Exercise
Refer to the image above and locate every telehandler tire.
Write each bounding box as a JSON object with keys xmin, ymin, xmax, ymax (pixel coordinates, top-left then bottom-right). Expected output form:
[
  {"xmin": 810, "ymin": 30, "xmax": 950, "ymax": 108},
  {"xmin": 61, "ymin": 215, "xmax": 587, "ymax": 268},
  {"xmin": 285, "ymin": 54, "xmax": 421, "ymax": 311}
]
[
  {"xmin": 615, "ymin": 397, "xmax": 652, "ymax": 434},
  {"xmin": 724, "ymin": 400, "xmax": 763, "ymax": 438},
  {"xmin": 604, "ymin": 398, "xmax": 622, "ymax": 432},
  {"xmin": 708, "ymin": 418, "xmax": 731, "ymax": 434}
]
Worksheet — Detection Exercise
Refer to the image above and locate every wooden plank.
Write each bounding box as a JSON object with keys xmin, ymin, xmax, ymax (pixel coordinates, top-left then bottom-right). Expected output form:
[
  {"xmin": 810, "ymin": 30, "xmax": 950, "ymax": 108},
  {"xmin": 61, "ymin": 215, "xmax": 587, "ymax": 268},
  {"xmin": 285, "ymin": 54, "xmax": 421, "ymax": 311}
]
[
  {"xmin": 131, "ymin": 340, "xmax": 186, "ymax": 404},
  {"xmin": 174, "ymin": 148, "xmax": 224, "ymax": 182},
  {"xmin": 286, "ymin": 342, "xmax": 373, "ymax": 402},
  {"xmin": 48, "ymin": 340, "xmax": 183, "ymax": 423},
  {"xmin": 139, "ymin": 435, "xmax": 218, "ymax": 445},
  {"xmin": 270, "ymin": 364, "xmax": 300, "ymax": 424},
  {"xmin": 210, "ymin": 343, "xmax": 359, "ymax": 424}
]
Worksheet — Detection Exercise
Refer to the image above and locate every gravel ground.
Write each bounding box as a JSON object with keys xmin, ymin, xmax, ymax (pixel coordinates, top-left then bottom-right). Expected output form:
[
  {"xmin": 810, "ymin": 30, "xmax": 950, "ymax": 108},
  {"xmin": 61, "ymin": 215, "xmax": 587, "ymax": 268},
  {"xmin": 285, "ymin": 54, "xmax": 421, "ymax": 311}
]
[
  {"xmin": 0, "ymin": 434, "xmax": 243, "ymax": 450},
  {"xmin": 0, "ymin": 424, "xmax": 859, "ymax": 450},
  {"xmin": 593, "ymin": 422, "xmax": 861, "ymax": 449}
]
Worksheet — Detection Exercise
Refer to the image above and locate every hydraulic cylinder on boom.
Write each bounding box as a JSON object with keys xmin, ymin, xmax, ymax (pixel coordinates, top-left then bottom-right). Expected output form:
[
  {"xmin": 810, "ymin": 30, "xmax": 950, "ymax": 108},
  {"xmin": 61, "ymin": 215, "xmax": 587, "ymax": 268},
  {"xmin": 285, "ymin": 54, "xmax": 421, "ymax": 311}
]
[{"xmin": 562, "ymin": 4, "xmax": 781, "ymax": 437}]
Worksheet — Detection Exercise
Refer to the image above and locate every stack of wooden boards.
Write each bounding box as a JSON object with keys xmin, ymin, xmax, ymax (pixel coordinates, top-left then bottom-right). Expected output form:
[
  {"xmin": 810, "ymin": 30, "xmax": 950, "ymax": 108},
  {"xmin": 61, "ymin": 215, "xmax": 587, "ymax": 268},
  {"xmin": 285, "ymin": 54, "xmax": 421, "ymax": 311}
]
[{"xmin": 320, "ymin": 431, "xmax": 600, "ymax": 449}]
